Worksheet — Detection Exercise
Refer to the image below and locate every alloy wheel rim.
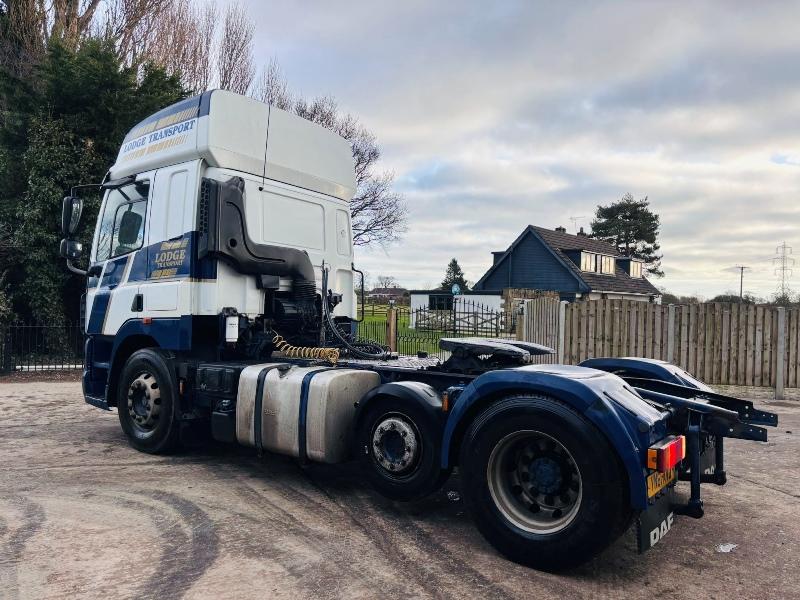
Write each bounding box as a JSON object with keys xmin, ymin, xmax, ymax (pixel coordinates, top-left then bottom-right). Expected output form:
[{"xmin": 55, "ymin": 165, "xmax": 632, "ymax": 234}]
[
  {"xmin": 126, "ymin": 371, "xmax": 162, "ymax": 432},
  {"xmin": 371, "ymin": 414, "xmax": 421, "ymax": 476},
  {"xmin": 487, "ymin": 430, "xmax": 582, "ymax": 534}
]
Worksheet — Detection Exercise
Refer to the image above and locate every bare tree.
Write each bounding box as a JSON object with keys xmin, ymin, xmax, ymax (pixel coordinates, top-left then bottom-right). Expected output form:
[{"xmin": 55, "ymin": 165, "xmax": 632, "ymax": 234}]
[
  {"xmin": 121, "ymin": 0, "xmax": 216, "ymax": 92},
  {"xmin": 1, "ymin": 0, "xmax": 110, "ymax": 74},
  {"xmin": 93, "ymin": 0, "xmax": 174, "ymax": 64},
  {"xmin": 254, "ymin": 67, "xmax": 406, "ymax": 247},
  {"xmin": 293, "ymin": 95, "xmax": 407, "ymax": 246},
  {"xmin": 252, "ymin": 58, "xmax": 293, "ymax": 110},
  {"xmin": 376, "ymin": 275, "xmax": 399, "ymax": 289},
  {"xmin": 1, "ymin": 0, "xmax": 220, "ymax": 94},
  {"xmin": 216, "ymin": 2, "xmax": 254, "ymax": 95}
]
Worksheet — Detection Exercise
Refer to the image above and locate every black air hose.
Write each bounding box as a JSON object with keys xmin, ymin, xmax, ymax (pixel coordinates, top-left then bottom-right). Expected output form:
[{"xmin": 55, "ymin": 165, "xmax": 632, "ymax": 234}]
[{"xmin": 321, "ymin": 267, "xmax": 391, "ymax": 360}]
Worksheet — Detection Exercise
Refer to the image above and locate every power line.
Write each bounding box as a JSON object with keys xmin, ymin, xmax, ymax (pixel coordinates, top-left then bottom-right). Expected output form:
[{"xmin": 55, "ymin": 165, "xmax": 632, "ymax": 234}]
[{"xmin": 773, "ymin": 242, "xmax": 794, "ymax": 296}]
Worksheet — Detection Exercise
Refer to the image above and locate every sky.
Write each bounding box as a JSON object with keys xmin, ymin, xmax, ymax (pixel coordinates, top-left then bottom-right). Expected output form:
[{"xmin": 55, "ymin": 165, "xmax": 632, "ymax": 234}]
[{"xmin": 245, "ymin": 0, "xmax": 800, "ymax": 299}]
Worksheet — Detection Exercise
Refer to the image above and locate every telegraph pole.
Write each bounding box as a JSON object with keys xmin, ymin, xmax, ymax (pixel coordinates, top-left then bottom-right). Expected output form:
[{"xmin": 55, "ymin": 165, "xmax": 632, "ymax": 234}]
[{"xmin": 734, "ymin": 265, "xmax": 750, "ymax": 300}]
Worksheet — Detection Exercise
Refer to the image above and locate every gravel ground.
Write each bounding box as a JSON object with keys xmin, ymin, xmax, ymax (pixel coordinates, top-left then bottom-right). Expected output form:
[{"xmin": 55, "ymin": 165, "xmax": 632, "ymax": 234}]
[{"xmin": 1, "ymin": 381, "xmax": 798, "ymax": 600}]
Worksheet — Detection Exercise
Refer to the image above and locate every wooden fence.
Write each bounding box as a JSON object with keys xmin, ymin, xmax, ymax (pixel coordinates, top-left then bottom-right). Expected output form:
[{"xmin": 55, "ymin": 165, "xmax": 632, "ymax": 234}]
[
  {"xmin": 519, "ymin": 296, "xmax": 560, "ymax": 364},
  {"xmin": 520, "ymin": 297, "xmax": 799, "ymax": 397}
]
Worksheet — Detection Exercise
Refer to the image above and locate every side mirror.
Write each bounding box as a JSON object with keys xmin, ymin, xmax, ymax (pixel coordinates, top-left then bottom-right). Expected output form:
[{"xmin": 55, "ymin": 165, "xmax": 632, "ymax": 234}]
[
  {"xmin": 59, "ymin": 238, "xmax": 83, "ymax": 261},
  {"xmin": 61, "ymin": 196, "xmax": 83, "ymax": 236}
]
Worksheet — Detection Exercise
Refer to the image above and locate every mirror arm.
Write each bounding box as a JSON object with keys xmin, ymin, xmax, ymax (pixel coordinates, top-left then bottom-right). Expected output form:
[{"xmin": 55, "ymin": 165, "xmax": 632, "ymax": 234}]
[
  {"xmin": 66, "ymin": 259, "xmax": 87, "ymax": 276},
  {"xmin": 70, "ymin": 183, "xmax": 102, "ymax": 196}
]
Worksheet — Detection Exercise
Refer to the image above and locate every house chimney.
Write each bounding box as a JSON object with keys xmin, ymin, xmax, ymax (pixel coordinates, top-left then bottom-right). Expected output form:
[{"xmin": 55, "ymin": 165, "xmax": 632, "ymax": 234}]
[
  {"xmin": 577, "ymin": 226, "xmax": 587, "ymax": 237},
  {"xmin": 555, "ymin": 226, "xmax": 566, "ymax": 233}
]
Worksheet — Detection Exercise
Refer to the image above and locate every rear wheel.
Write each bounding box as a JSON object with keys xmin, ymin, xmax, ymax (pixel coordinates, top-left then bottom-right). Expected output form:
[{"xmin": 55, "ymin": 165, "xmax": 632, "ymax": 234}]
[
  {"xmin": 459, "ymin": 395, "xmax": 631, "ymax": 571},
  {"xmin": 117, "ymin": 349, "xmax": 180, "ymax": 454}
]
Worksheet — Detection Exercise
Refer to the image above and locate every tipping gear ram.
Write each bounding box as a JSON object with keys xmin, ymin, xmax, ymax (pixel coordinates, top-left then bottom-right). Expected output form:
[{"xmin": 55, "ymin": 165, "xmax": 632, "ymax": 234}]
[{"xmin": 59, "ymin": 91, "xmax": 777, "ymax": 571}]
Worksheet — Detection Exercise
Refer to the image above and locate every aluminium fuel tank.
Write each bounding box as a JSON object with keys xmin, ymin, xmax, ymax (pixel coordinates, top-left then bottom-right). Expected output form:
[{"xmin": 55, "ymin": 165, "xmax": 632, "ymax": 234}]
[{"xmin": 236, "ymin": 364, "xmax": 380, "ymax": 463}]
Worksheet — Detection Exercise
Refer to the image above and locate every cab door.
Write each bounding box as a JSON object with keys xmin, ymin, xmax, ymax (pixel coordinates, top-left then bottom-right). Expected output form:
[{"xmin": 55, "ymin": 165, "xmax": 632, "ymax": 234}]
[
  {"xmin": 85, "ymin": 172, "xmax": 153, "ymax": 337},
  {"xmin": 138, "ymin": 162, "xmax": 196, "ymax": 319}
]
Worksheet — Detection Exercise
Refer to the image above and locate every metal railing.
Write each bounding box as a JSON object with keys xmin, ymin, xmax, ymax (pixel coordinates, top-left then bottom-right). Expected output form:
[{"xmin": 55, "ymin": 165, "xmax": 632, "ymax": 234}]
[
  {"xmin": 356, "ymin": 302, "xmax": 517, "ymax": 360},
  {"xmin": 0, "ymin": 322, "xmax": 84, "ymax": 373}
]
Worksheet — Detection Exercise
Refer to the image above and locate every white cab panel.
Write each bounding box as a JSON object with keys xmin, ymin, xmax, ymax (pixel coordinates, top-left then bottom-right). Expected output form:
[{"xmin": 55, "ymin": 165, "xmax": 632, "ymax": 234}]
[
  {"xmin": 199, "ymin": 93, "xmax": 269, "ymax": 180},
  {"xmin": 112, "ymin": 91, "xmax": 356, "ymax": 201},
  {"xmin": 265, "ymin": 107, "xmax": 356, "ymax": 201},
  {"xmin": 144, "ymin": 281, "xmax": 180, "ymax": 311},
  {"xmin": 261, "ymin": 190, "xmax": 326, "ymax": 251},
  {"xmin": 204, "ymin": 166, "xmax": 355, "ymax": 318}
]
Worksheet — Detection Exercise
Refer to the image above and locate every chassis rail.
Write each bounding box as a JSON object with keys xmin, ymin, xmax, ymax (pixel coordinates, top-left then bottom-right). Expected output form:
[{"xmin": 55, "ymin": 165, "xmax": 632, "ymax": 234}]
[{"xmin": 624, "ymin": 377, "xmax": 778, "ymax": 519}]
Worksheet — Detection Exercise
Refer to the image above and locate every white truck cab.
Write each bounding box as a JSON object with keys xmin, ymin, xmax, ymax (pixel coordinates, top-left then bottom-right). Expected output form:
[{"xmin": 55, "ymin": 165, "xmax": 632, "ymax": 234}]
[{"xmin": 62, "ymin": 90, "xmax": 359, "ymax": 406}]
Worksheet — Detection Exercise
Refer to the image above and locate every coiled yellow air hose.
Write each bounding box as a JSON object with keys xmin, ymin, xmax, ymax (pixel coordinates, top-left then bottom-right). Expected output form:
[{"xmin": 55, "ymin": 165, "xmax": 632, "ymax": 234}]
[{"xmin": 271, "ymin": 334, "xmax": 340, "ymax": 364}]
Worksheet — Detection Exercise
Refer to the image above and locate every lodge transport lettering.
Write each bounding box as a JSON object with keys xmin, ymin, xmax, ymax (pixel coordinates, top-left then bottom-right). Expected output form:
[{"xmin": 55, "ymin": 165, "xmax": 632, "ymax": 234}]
[
  {"xmin": 122, "ymin": 118, "xmax": 197, "ymax": 154},
  {"xmin": 150, "ymin": 237, "xmax": 190, "ymax": 279}
]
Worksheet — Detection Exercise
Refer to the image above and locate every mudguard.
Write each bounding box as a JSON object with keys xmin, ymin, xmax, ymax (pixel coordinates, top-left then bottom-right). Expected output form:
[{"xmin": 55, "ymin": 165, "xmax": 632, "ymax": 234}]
[
  {"xmin": 579, "ymin": 357, "xmax": 714, "ymax": 392},
  {"xmin": 441, "ymin": 364, "xmax": 669, "ymax": 509},
  {"xmin": 353, "ymin": 381, "xmax": 444, "ymax": 431}
]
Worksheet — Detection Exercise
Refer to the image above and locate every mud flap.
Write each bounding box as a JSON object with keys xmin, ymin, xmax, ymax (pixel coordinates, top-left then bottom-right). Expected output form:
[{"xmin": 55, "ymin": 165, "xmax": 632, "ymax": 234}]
[{"xmin": 637, "ymin": 487, "xmax": 676, "ymax": 553}]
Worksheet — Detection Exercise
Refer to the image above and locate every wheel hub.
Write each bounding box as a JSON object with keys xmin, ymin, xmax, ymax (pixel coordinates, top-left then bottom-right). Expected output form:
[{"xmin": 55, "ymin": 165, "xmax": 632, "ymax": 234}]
[
  {"xmin": 127, "ymin": 371, "xmax": 161, "ymax": 432},
  {"xmin": 488, "ymin": 430, "xmax": 582, "ymax": 534},
  {"xmin": 528, "ymin": 456, "xmax": 563, "ymax": 495},
  {"xmin": 372, "ymin": 415, "xmax": 420, "ymax": 475}
]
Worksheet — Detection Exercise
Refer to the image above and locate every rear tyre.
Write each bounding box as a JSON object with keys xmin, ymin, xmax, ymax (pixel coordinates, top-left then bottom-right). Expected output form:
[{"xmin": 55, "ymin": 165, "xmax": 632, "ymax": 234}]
[
  {"xmin": 355, "ymin": 397, "xmax": 450, "ymax": 501},
  {"xmin": 117, "ymin": 348, "xmax": 180, "ymax": 454},
  {"xmin": 459, "ymin": 395, "xmax": 631, "ymax": 571}
]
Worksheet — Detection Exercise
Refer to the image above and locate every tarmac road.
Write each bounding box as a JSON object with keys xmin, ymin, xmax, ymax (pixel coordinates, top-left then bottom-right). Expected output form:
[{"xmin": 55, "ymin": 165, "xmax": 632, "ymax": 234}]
[{"xmin": 1, "ymin": 380, "xmax": 798, "ymax": 600}]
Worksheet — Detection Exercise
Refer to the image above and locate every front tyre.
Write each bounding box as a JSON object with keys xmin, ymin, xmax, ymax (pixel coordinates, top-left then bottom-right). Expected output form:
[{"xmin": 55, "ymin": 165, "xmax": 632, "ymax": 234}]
[
  {"xmin": 459, "ymin": 395, "xmax": 631, "ymax": 571},
  {"xmin": 117, "ymin": 348, "xmax": 180, "ymax": 454}
]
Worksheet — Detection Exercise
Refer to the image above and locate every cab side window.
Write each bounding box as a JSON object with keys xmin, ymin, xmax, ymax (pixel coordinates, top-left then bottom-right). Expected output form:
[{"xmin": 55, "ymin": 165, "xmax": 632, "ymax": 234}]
[{"xmin": 96, "ymin": 181, "xmax": 150, "ymax": 261}]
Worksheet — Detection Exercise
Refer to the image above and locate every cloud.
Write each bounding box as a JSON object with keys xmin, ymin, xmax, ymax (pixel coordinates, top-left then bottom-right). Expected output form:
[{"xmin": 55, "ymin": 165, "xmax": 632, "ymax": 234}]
[{"xmin": 246, "ymin": 0, "xmax": 800, "ymax": 298}]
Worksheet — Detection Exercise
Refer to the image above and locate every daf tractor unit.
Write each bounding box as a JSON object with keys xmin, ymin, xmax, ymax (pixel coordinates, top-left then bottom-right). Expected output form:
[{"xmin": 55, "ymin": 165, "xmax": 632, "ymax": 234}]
[{"xmin": 58, "ymin": 90, "xmax": 777, "ymax": 571}]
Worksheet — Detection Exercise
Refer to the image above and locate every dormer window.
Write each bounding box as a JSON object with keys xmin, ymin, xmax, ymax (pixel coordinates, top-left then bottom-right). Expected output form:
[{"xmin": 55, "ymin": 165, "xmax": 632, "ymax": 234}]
[
  {"xmin": 580, "ymin": 252, "xmax": 615, "ymax": 274},
  {"xmin": 580, "ymin": 252, "xmax": 596, "ymax": 272},
  {"xmin": 629, "ymin": 261, "xmax": 643, "ymax": 278}
]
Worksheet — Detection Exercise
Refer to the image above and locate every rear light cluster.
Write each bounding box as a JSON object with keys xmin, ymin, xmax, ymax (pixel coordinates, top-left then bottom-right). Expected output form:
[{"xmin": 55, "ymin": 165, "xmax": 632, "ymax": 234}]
[{"xmin": 647, "ymin": 435, "xmax": 686, "ymax": 472}]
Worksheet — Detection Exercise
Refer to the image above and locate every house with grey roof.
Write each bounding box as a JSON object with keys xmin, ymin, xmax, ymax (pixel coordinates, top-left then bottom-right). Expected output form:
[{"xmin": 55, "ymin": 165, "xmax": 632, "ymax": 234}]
[{"xmin": 472, "ymin": 225, "xmax": 661, "ymax": 302}]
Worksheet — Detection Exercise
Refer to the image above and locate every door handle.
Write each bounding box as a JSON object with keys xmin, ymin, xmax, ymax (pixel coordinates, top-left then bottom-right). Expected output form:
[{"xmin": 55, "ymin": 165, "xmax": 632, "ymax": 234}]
[{"xmin": 131, "ymin": 293, "xmax": 144, "ymax": 312}]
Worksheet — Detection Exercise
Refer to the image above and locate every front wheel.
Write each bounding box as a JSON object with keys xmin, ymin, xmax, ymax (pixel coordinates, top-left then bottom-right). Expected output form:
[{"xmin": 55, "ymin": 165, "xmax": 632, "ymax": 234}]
[
  {"xmin": 459, "ymin": 395, "xmax": 632, "ymax": 571},
  {"xmin": 117, "ymin": 348, "xmax": 180, "ymax": 454}
]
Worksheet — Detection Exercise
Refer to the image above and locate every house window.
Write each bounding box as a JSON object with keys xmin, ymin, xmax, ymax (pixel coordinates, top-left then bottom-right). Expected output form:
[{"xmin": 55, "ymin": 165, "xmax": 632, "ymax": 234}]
[
  {"xmin": 580, "ymin": 252, "xmax": 597, "ymax": 272},
  {"xmin": 600, "ymin": 255, "xmax": 615, "ymax": 274},
  {"xmin": 581, "ymin": 252, "xmax": 615, "ymax": 274},
  {"xmin": 629, "ymin": 261, "xmax": 643, "ymax": 278},
  {"xmin": 428, "ymin": 295, "xmax": 453, "ymax": 310}
]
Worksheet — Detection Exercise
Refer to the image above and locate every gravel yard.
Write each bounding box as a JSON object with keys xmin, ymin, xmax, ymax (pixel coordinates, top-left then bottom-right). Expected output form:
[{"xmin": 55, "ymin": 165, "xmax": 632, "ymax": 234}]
[{"xmin": 1, "ymin": 380, "xmax": 798, "ymax": 600}]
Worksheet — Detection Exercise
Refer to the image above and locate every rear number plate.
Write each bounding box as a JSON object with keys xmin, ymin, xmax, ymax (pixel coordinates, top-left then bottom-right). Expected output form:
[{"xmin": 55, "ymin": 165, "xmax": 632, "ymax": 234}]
[{"xmin": 646, "ymin": 468, "xmax": 676, "ymax": 498}]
